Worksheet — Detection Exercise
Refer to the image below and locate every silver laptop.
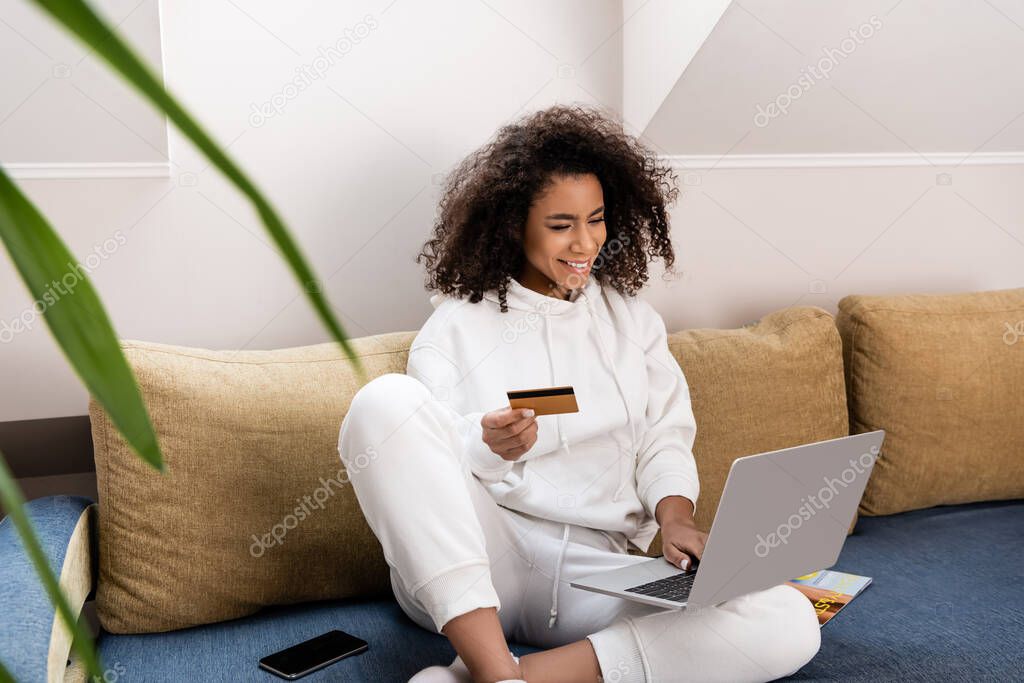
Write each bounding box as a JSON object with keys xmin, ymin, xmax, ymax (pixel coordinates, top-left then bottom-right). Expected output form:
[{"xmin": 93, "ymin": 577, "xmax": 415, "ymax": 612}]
[{"xmin": 570, "ymin": 431, "xmax": 885, "ymax": 611}]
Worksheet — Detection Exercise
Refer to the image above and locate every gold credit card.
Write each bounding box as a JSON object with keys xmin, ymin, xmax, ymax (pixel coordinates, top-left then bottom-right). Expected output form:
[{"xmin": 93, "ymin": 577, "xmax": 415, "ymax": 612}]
[{"xmin": 507, "ymin": 385, "xmax": 578, "ymax": 416}]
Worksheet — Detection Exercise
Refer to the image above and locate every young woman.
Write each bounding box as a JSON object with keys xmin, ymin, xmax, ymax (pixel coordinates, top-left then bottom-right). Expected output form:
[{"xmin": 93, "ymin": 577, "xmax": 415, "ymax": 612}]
[{"xmin": 338, "ymin": 105, "xmax": 821, "ymax": 683}]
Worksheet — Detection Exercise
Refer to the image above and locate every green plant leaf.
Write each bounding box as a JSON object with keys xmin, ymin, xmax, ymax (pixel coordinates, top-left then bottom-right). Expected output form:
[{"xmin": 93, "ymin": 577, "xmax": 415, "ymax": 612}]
[
  {"xmin": 0, "ymin": 454, "xmax": 104, "ymax": 681},
  {"xmin": 0, "ymin": 657, "xmax": 14, "ymax": 683},
  {"xmin": 0, "ymin": 169, "xmax": 163, "ymax": 470},
  {"xmin": 29, "ymin": 0, "xmax": 364, "ymax": 379}
]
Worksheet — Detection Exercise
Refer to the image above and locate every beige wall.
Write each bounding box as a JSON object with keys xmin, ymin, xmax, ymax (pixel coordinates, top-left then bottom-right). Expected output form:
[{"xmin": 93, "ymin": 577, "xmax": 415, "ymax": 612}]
[
  {"xmin": 647, "ymin": 0, "xmax": 1024, "ymax": 154},
  {"xmin": 639, "ymin": 0, "xmax": 1024, "ymax": 330},
  {"xmin": 0, "ymin": 0, "xmax": 167, "ymax": 163},
  {"xmin": 0, "ymin": 0, "xmax": 623, "ymax": 421},
  {"xmin": 646, "ymin": 162, "xmax": 1024, "ymax": 334},
  {"xmin": 1, "ymin": 0, "xmax": 1022, "ymax": 425}
]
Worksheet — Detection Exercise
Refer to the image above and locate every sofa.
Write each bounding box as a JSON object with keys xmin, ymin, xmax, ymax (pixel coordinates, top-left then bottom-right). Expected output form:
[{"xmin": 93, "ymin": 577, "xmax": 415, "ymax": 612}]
[{"xmin": 2, "ymin": 287, "xmax": 1022, "ymax": 682}]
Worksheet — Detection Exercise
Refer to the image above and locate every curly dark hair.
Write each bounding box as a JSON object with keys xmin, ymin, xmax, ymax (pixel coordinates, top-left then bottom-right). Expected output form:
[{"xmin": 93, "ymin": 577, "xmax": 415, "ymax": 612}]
[{"xmin": 416, "ymin": 103, "xmax": 680, "ymax": 312}]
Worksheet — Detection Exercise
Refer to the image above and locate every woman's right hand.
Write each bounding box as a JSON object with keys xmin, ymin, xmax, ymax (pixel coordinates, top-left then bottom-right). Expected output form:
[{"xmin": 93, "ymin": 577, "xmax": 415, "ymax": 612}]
[{"xmin": 480, "ymin": 407, "xmax": 538, "ymax": 461}]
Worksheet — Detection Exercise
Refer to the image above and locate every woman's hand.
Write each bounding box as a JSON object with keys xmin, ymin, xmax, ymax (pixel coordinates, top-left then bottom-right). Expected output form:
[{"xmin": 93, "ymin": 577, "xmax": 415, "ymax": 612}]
[
  {"xmin": 655, "ymin": 496, "xmax": 706, "ymax": 570},
  {"xmin": 480, "ymin": 407, "xmax": 537, "ymax": 461},
  {"xmin": 661, "ymin": 517, "xmax": 707, "ymax": 570}
]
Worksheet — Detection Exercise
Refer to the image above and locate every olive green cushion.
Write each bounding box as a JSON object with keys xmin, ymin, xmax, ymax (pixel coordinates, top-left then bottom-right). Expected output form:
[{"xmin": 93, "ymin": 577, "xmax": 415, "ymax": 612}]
[
  {"xmin": 635, "ymin": 306, "xmax": 852, "ymax": 557},
  {"xmin": 91, "ymin": 306, "xmax": 851, "ymax": 632},
  {"xmin": 90, "ymin": 334, "xmax": 414, "ymax": 633},
  {"xmin": 836, "ymin": 287, "xmax": 1024, "ymax": 516}
]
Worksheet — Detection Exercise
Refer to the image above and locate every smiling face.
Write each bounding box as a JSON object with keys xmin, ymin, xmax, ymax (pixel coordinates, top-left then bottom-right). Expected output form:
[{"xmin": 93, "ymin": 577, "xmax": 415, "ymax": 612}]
[{"xmin": 517, "ymin": 173, "xmax": 607, "ymax": 300}]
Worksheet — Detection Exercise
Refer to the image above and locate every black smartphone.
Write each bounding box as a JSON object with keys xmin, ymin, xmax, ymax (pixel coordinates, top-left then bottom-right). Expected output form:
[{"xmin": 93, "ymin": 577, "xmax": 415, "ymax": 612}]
[{"xmin": 258, "ymin": 629, "xmax": 368, "ymax": 680}]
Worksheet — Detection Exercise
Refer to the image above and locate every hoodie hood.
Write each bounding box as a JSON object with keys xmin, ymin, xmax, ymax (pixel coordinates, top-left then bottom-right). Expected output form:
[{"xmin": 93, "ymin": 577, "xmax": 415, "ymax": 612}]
[{"xmin": 430, "ymin": 277, "xmax": 601, "ymax": 313}]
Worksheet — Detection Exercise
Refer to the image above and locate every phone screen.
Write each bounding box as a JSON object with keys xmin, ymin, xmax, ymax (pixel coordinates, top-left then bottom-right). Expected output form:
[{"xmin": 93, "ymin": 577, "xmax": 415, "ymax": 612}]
[{"xmin": 259, "ymin": 630, "xmax": 368, "ymax": 679}]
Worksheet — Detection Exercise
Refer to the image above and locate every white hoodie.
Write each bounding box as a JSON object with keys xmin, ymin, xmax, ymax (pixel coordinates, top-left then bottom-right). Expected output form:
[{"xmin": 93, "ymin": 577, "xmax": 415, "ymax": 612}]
[
  {"xmin": 403, "ymin": 276, "xmax": 700, "ymax": 626},
  {"xmin": 406, "ymin": 276, "xmax": 700, "ymax": 558}
]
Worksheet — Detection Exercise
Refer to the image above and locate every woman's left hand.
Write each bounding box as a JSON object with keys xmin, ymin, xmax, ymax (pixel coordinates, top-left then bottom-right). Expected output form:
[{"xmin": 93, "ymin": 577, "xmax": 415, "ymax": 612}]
[{"xmin": 660, "ymin": 517, "xmax": 707, "ymax": 570}]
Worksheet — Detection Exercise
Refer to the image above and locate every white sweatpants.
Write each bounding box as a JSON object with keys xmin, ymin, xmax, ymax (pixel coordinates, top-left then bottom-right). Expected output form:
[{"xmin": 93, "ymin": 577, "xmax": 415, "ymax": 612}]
[{"xmin": 338, "ymin": 373, "xmax": 821, "ymax": 683}]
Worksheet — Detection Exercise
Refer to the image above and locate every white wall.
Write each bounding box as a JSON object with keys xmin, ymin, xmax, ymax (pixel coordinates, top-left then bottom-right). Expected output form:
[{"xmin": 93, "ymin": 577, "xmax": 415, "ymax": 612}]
[
  {"xmin": 622, "ymin": 0, "xmax": 731, "ymax": 133},
  {"xmin": 0, "ymin": 0, "xmax": 623, "ymax": 421},
  {"xmin": 0, "ymin": 0, "xmax": 167, "ymax": 164},
  {"xmin": 645, "ymin": 162, "xmax": 1024, "ymax": 333},
  {"xmin": 639, "ymin": 0, "xmax": 1024, "ymax": 331},
  {"xmin": 647, "ymin": 0, "xmax": 1024, "ymax": 154},
  {"xmin": 0, "ymin": 0, "xmax": 1021, "ymax": 423}
]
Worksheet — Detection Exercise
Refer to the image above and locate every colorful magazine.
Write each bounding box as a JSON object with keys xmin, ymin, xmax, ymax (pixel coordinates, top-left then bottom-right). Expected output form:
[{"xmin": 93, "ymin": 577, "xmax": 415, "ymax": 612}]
[{"xmin": 786, "ymin": 569, "xmax": 872, "ymax": 627}]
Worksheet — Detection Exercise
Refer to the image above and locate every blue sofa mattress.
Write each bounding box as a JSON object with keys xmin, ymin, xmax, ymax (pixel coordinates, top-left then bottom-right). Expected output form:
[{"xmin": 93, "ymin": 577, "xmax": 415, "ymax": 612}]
[{"xmin": 97, "ymin": 499, "xmax": 1024, "ymax": 681}]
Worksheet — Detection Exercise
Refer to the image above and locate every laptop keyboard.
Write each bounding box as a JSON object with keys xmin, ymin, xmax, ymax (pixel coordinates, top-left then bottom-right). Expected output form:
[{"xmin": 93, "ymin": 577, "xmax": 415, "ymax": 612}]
[{"xmin": 624, "ymin": 568, "xmax": 698, "ymax": 603}]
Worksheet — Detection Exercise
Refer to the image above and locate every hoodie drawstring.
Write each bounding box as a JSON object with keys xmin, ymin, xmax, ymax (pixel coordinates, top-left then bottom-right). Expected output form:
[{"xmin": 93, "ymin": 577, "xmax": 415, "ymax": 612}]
[
  {"xmin": 548, "ymin": 522, "xmax": 571, "ymax": 628},
  {"xmin": 541, "ymin": 287, "xmax": 636, "ymax": 628},
  {"xmin": 542, "ymin": 312, "xmax": 570, "ymax": 629},
  {"xmin": 584, "ymin": 295, "xmax": 637, "ymax": 502}
]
